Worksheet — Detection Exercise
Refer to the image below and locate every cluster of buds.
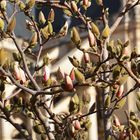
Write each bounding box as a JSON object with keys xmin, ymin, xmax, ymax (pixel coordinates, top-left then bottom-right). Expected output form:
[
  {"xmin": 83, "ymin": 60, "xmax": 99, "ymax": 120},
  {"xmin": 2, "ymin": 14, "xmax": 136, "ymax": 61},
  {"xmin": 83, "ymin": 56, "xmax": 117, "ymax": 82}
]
[{"xmin": 13, "ymin": 62, "xmax": 26, "ymax": 84}]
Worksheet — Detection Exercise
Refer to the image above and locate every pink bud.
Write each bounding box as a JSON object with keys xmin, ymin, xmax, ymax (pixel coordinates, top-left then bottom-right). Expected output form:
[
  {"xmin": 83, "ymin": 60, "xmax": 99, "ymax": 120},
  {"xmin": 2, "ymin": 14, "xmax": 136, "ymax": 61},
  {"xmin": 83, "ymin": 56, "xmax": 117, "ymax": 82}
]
[
  {"xmin": 88, "ymin": 29, "xmax": 95, "ymax": 47},
  {"xmin": 116, "ymin": 85, "xmax": 124, "ymax": 98},
  {"xmin": 84, "ymin": 52, "xmax": 90, "ymax": 63},
  {"xmin": 65, "ymin": 75, "xmax": 73, "ymax": 91},
  {"xmin": 73, "ymin": 120, "xmax": 81, "ymax": 130},
  {"xmin": 13, "ymin": 62, "xmax": 26, "ymax": 84},
  {"xmin": 113, "ymin": 115, "xmax": 121, "ymax": 127},
  {"xmin": 70, "ymin": 68, "xmax": 75, "ymax": 81},
  {"xmin": 83, "ymin": 0, "xmax": 91, "ymax": 7},
  {"xmin": 13, "ymin": 62, "xmax": 21, "ymax": 80},
  {"xmin": 19, "ymin": 68, "xmax": 26, "ymax": 84},
  {"xmin": 43, "ymin": 65, "xmax": 50, "ymax": 82},
  {"xmin": 57, "ymin": 67, "xmax": 65, "ymax": 81},
  {"xmin": 83, "ymin": 0, "xmax": 88, "ymax": 5}
]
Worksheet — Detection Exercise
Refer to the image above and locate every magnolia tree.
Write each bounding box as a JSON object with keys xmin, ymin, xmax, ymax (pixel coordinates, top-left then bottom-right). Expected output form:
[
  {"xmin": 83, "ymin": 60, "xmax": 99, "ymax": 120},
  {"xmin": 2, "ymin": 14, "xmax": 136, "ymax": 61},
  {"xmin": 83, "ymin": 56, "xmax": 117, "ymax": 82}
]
[{"xmin": 0, "ymin": 0, "xmax": 140, "ymax": 140}]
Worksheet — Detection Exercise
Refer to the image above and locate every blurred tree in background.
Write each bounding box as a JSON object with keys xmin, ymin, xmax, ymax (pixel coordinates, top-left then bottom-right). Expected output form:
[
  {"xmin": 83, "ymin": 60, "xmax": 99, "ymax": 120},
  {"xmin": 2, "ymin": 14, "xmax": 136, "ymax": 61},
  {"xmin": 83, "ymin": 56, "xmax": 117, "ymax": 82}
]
[{"xmin": 0, "ymin": 0, "xmax": 140, "ymax": 140}]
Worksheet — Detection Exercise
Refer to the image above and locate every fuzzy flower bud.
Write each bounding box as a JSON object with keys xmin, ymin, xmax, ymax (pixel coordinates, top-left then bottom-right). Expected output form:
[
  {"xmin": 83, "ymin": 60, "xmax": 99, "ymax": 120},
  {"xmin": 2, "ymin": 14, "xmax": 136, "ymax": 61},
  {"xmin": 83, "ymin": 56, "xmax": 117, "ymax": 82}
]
[
  {"xmin": 74, "ymin": 69, "xmax": 85, "ymax": 83},
  {"xmin": 113, "ymin": 115, "xmax": 121, "ymax": 127},
  {"xmin": 0, "ymin": 18, "xmax": 4, "ymax": 31},
  {"xmin": 43, "ymin": 65, "xmax": 50, "ymax": 82},
  {"xmin": 65, "ymin": 75, "xmax": 73, "ymax": 91},
  {"xmin": 84, "ymin": 52, "xmax": 90, "ymax": 63},
  {"xmin": 0, "ymin": 0, "xmax": 7, "ymax": 11},
  {"xmin": 13, "ymin": 62, "xmax": 26, "ymax": 84},
  {"xmin": 57, "ymin": 67, "xmax": 65, "ymax": 81},
  {"xmin": 48, "ymin": 9, "xmax": 55, "ymax": 23},
  {"xmin": 83, "ymin": 0, "xmax": 91, "ymax": 9},
  {"xmin": 102, "ymin": 25, "xmax": 110, "ymax": 39},
  {"xmin": 71, "ymin": 27, "xmax": 81, "ymax": 47},
  {"xmin": 13, "ymin": 62, "xmax": 21, "ymax": 80},
  {"xmin": 70, "ymin": 68, "xmax": 75, "ymax": 81},
  {"xmin": 39, "ymin": 11, "xmax": 46, "ymax": 25},
  {"xmin": 71, "ymin": 1, "xmax": 78, "ymax": 13},
  {"xmin": 73, "ymin": 120, "xmax": 81, "ymax": 130},
  {"xmin": 19, "ymin": 68, "xmax": 26, "ymax": 84},
  {"xmin": 116, "ymin": 84, "xmax": 124, "ymax": 98}
]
